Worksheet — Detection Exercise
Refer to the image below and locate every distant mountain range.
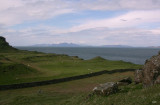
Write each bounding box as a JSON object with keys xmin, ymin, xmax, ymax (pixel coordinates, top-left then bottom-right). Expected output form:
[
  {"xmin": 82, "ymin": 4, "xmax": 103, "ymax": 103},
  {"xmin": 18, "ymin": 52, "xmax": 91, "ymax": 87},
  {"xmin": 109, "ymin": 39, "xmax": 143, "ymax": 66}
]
[
  {"xmin": 100, "ymin": 45, "xmax": 132, "ymax": 48},
  {"xmin": 149, "ymin": 46, "xmax": 160, "ymax": 48},
  {"xmin": 33, "ymin": 43, "xmax": 82, "ymax": 47},
  {"xmin": 32, "ymin": 43, "xmax": 133, "ymax": 48}
]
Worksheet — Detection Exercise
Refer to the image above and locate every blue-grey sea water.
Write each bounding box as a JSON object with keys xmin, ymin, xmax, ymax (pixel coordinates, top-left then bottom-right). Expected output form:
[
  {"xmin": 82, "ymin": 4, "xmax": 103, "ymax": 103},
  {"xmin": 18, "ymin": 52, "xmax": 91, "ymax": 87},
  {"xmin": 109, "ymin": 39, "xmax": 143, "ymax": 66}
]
[{"xmin": 16, "ymin": 47, "xmax": 160, "ymax": 65}]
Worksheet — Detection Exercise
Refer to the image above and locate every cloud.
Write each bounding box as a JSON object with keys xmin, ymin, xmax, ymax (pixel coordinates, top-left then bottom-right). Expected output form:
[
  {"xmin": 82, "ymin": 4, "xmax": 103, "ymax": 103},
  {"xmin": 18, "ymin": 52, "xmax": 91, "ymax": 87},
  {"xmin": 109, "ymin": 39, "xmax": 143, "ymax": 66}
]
[
  {"xmin": 0, "ymin": 0, "xmax": 160, "ymax": 26},
  {"xmin": 0, "ymin": 0, "xmax": 160, "ymax": 46},
  {"xmin": 77, "ymin": 0, "xmax": 160, "ymax": 10},
  {"xmin": 151, "ymin": 28, "xmax": 160, "ymax": 34},
  {"xmin": 3, "ymin": 26, "xmax": 160, "ymax": 47},
  {"xmin": 69, "ymin": 10, "xmax": 160, "ymax": 32},
  {"xmin": 59, "ymin": 27, "xmax": 160, "ymax": 46},
  {"xmin": 0, "ymin": 0, "xmax": 23, "ymax": 11},
  {"xmin": 0, "ymin": 0, "xmax": 74, "ymax": 26},
  {"xmin": 2, "ymin": 8, "xmax": 160, "ymax": 46}
]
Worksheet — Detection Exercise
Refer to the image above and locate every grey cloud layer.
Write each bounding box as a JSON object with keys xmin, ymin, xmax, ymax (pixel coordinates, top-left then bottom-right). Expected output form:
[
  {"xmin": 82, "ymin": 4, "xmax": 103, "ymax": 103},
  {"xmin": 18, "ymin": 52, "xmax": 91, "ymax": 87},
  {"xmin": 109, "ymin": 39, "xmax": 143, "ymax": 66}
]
[
  {"xmin": 0, "ymin": 0, "xmax": 160, "ymax": 46},
  {"xmin": 0, "ymin": 0, "xmax": 160, "ymax": 26},
  {"xmin": 78, "ymin": 0, "xmax": 160, "ymax": 10},
  {"xmin": 5, "ymin": 27, "xmax": 160, "ymax": 46}
]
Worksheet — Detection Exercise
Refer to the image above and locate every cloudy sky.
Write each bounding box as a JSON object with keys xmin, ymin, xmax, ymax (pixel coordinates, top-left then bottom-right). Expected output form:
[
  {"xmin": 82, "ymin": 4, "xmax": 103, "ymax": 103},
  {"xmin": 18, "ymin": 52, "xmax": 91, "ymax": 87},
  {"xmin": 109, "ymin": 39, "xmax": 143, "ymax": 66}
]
[{"xmin": 0, "ymin": 0, "xmax": 160, "ymax": 46}]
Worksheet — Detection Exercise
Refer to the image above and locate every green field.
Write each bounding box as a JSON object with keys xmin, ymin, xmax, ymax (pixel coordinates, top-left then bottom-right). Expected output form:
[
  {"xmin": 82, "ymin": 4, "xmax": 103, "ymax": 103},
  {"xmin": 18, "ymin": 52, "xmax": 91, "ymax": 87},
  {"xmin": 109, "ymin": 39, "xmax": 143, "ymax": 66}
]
[
  {"xmin": 0, "ymin": 50, "xmax": 141, "ymax": 85},
  {"xmin": 0, "ymin": 71, "xmax": 160, "ymax": 105},
  {"xmin": 2, "ymin": 49, "xmax": 159, "ymax": 105}
]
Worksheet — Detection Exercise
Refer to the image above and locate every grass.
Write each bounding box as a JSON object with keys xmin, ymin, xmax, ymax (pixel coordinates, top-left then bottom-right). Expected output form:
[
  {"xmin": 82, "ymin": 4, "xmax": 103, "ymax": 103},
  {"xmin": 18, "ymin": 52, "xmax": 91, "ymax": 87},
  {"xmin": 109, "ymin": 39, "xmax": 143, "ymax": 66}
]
[
  {"xmin": 1, "ymin": 37, "xmax": 159, "ymax": 105},
  {"xmin": 64, "ymin": 84, "xmax": 160, "ymax": 105},
  {"xmin": 2, "ymin": 49, "xmax": 156, "ymax": 105},
  {"xmin": 0, "ymin": 63, "xmax": 38, "ymax": 85},
  {"xmin": 0, "ymin": 71, "xmax": 134, "ymax": 105},
  {"xmin": 0, "ymin": 51, "xmax": 141, "ymax": 85},
  {"xmin": 0, "ymin": 71, "xmax": 160, "ymax": 105}
]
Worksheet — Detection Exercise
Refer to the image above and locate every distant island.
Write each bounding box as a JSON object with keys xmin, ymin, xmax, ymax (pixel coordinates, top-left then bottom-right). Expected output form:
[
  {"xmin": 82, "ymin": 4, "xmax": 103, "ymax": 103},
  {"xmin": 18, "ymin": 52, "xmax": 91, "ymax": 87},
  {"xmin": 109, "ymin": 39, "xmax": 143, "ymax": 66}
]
[
  {"xmin": 32, "ymin": 43, "xmax": 82, "ymax": 47},
  {"xmin": 30, "ymin": 43, "xmax": 160, "ymax": 48},
  {"xmin": 148, "ymin": 46, "xmax": 160, "ymax": 48},
  {"xmin": 100, "ymin": 45, "xmax": 132, "ymax": 48},
  {"xmin": 31, "ymin": 43, "xmax": 133, "ymax": 48}
]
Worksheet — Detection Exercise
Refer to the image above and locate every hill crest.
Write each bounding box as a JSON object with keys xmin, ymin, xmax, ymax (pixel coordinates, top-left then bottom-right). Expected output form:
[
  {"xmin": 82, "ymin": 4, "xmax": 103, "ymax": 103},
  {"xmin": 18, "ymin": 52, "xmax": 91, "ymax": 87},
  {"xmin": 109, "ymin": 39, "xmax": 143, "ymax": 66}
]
[{"xmin": 0, "ymin": 36, "xmax": 17, "ymax": 52}]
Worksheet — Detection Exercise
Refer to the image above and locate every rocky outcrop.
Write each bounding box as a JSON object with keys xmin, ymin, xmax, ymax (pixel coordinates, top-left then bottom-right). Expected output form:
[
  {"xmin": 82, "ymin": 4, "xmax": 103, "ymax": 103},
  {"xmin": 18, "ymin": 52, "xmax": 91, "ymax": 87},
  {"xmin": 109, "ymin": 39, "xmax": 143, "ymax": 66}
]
[
  {"xmin": 117, "ymin": 77, "xmax": 132, "ymax": 86},
  {"xmin": 0, "ymin": 36, "xmax": 11, "ymax": 48},
  {"xmin": 93, "ymin": 82, "xmax": 118, "ymax": 96},
  {"xmin": 134, "ymin": 69, "xmax": 143, "ymax": 84},
  {"xmin": 142, "ymin": 53, "xmax": 160, "ymax": 87},
  {"xmin": 0, "ymin": 36, "xmax": 17, "ymax": 52}
]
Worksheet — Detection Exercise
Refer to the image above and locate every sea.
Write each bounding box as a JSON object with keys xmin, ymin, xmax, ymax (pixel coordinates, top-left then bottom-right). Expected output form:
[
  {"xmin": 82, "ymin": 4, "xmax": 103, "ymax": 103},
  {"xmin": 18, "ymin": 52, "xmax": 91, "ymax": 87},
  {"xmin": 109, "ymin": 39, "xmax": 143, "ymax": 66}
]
[{"xmin": 16, "ymin": 47, "xmax": 160, "ymax": 65}]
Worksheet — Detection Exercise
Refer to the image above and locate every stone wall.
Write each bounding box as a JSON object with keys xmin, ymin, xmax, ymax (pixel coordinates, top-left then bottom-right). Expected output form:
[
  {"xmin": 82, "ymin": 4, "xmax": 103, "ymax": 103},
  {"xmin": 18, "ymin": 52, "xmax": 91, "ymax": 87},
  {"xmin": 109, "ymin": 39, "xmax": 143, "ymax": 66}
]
[{"xmin": 0, "ymin": 69, "xmax": 135, "ymax": 90}]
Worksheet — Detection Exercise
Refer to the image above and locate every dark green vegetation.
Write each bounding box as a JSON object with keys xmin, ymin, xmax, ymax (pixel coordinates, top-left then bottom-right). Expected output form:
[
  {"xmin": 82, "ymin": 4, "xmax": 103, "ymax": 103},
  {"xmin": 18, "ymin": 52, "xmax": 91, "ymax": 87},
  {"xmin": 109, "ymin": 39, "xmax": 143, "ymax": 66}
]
[
  {"xmin": 0, "ymin": 36, "xmax": 17, "ymax": 52},
  {"xmin": 1, "ymin": 36, "xmax": 159, "ymax": 105},
  {"xmin": 0, "ymin": 51, "xmax": 141, "ymax": 85},
  {"xmin": 1, "ymin": 72, "xmax": 160, "ymax": 105},
  {"xmin": 66, "ymin": 84, "xmax": 160, "ymax": 105}
]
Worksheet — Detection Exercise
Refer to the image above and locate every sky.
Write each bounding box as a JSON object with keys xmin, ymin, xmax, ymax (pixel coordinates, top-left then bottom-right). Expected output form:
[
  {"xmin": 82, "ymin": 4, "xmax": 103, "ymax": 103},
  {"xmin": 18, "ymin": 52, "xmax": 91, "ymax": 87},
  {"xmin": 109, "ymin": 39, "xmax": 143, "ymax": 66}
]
[{"xmin": 0, "ymin": 0, "xmax": 160, "ymax": 47}]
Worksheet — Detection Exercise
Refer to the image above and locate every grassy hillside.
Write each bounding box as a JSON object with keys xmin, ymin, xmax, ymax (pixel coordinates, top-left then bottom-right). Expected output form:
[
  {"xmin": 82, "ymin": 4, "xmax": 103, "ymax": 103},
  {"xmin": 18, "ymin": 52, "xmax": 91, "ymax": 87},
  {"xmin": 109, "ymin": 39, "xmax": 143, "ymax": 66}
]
[
  {"xmin": 0, "ymin": 51, "xmax": 141, "ymax": 85},
  {"xmin": 0, "ymin": 71, "xmax": 160, "ymax": 105},
  {"xmin": 65, "ymin": 84, "xmax": 160, "ymax": 105},
  {"xmin": 0, "ymin": 36, "xmax": 142, "ymax": 85},
  {"xmin": 0, "ymin": 36, "xmax": 159, "ymax": 105}
]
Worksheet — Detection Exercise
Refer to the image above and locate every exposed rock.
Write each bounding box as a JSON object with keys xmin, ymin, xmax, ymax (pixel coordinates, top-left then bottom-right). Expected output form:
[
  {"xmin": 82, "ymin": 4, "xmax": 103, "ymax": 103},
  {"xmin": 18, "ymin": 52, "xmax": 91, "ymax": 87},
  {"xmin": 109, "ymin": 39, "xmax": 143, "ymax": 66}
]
[
  {"xmin": 117, "ymin": 77, "xmax": 132, "ymax": 86},
  {"xmin": 154, "ymin": 76, "xmax": 160, "ymax": 84},
  {"xmin": 0, "ymin": 36, "xmax": 11, "ymax": 48},
  {"xmin": 0, "ymin": 36, "xmax": 17, "ymax": 52},
  {"xmin": 142, "ymin": 53, "xmax": 160, "ymax": 87},
  {"xmin": 134, "ymin": 69, "xmax": 143, "ymax": 84},
  {"xmin": 93, "ymin": 82, "xmax": 118, "ymax": 96}
]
